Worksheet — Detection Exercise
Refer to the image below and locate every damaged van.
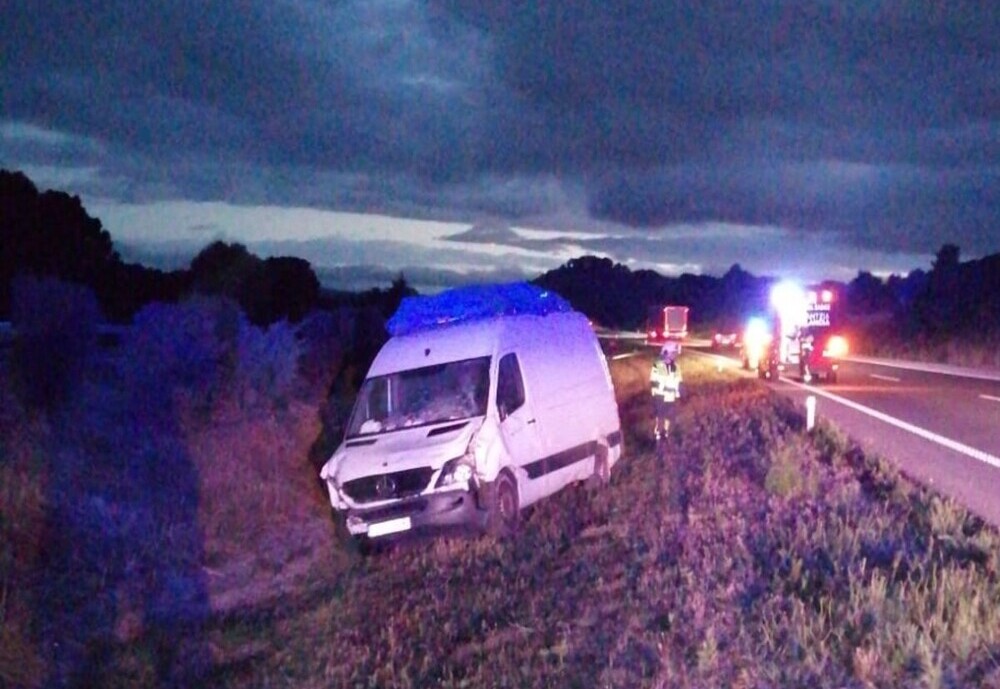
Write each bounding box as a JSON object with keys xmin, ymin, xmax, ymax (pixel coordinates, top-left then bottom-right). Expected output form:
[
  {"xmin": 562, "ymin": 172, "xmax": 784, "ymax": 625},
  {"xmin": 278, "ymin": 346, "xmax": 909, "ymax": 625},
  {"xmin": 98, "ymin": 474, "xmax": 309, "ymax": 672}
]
[{"xmin": 319, "ymin": 283, "xmax": 623, "ymax": 544}]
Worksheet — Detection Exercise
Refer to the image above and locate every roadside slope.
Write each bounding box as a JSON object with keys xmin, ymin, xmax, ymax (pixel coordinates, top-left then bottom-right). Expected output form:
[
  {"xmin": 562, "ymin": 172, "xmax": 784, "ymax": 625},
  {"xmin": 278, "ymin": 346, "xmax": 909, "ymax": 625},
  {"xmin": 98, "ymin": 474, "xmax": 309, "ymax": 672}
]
[{"xmin": 204, "ymin": 354, "xmax": 1000, "ymax": 689}]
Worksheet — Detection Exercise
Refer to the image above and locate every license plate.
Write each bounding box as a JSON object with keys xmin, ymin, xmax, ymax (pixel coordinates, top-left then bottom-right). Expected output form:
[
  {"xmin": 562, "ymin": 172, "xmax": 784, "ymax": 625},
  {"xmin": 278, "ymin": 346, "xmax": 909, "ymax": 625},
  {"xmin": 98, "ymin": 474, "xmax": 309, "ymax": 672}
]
[{"xmin": 367, "ymin": 516, "xmax": 412, "ymax": 538}]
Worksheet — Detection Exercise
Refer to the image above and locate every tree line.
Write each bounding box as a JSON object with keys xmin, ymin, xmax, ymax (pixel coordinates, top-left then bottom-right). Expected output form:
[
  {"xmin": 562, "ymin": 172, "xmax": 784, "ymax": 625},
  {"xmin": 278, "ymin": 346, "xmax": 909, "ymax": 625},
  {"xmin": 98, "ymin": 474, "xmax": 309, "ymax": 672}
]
[
  {"xmin": 533, "ymin": 249, "xmax": 1000, "ymax": 349},
  {"xmin": 1, "ymin": 169, "xmax": 414, "ymax": 327},
  {"xmin": 3, "ymin": 168, "xmax": 998, "ymax": 345}
]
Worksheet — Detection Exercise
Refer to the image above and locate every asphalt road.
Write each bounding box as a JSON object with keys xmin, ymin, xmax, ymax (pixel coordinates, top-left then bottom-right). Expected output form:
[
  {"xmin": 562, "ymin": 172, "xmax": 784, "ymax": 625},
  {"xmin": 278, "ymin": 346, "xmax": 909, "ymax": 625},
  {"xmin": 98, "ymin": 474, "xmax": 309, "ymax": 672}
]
[{"xmin": 694, "ymin": 344, "xmax": 1000, "ymax": 526}]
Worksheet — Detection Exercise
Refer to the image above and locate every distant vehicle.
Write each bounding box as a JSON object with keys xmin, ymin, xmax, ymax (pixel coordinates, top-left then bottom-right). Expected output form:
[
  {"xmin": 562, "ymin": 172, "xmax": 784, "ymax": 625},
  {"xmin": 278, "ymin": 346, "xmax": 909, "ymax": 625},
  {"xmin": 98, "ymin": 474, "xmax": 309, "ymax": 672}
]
[
  {"xmin": 757, "ymin": 282, "xmax": 848, "ymax": 383},
  {"xmin": 645, "ymin": 305, "xmax": 689, "ymax": 345},
  {"xmin": 711, "ymin": 324, "xmax": 741, "ymax": 350},
  {"xmin": 319, "ymin": 283, "xmax": 623, "ymax": 547}
]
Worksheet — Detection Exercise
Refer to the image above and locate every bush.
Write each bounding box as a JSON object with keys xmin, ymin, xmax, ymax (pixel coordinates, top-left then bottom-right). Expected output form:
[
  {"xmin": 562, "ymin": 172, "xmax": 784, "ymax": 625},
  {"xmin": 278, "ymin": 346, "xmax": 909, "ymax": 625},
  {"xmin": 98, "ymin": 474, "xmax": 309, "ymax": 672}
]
[
  {"xmin": 294, "ymin": 310, "xmax": 346, "ymax": 402},
  {"xmin": 10, "ymin": 275, "xmax": 101, "ymax": 407},
  {"xmin": 124, "ymin": 296, "xmax": 243, "ymax": 408},
  {"xmin": 234, "ymin": 319, "xmax": 300, "ymax": 411},
  {"xmin": 124, "ymin": 296, "xmax": 309, "ymax": 419}
]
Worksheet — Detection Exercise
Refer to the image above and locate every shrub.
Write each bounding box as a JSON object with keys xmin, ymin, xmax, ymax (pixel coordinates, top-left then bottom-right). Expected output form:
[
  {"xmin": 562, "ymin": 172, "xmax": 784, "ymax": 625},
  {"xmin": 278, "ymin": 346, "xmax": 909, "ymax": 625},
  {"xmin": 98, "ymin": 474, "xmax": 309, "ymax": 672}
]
[
  {"xmin": 233, "ymin": 319, "xmax": 300, "ymax": 411},
  {"xmin": 123, "ymin": 296, "xmax": 243, "ymax": 411},
  {"xmin": 9, "ymin": 275, "xmax": 100, "ymax": 408},
  {"xmin": 294, "ymin": 309, "xmax": 346, "ymax": 403}
]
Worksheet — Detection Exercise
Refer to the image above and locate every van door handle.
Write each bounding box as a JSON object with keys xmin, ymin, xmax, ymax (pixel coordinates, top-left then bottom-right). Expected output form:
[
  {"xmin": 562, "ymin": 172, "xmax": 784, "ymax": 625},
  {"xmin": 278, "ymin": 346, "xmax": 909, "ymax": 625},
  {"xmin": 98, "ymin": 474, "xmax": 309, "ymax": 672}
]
[{"xmin": 527, "ymin": 418, "xmax": 536, "ymax": 424}]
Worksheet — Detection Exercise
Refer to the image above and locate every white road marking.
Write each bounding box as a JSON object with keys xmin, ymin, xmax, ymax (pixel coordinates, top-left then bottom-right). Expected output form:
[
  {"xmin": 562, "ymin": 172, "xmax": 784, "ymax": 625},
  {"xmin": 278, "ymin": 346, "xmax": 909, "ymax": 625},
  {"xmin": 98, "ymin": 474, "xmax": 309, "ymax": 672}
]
[
  {"xmin": 781, "ymin": 377, "xmax": 1000, "ymax": 471},
  {"xmin": 980, "ymin": 394, "xmax": 1000, "ymax": 403},
  {"xmin": 610, "ymin": 351, "xmax": 642, "ymax": 360},
  {"xmin": 869, "ymin": 373, "xmax": 901, "ymax": 383}
]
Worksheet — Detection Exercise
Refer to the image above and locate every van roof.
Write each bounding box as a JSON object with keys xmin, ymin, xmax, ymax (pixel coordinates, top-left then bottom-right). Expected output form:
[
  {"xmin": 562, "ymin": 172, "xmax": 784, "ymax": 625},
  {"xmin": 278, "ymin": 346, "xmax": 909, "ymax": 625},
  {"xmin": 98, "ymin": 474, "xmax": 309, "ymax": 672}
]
[
  {"xmin": 386, "ymin": 282, "xmax": 572, "ymax": 337},
  {"xmin": 369, "ymin": 310, "xmax": 588, "ymax": 376}
]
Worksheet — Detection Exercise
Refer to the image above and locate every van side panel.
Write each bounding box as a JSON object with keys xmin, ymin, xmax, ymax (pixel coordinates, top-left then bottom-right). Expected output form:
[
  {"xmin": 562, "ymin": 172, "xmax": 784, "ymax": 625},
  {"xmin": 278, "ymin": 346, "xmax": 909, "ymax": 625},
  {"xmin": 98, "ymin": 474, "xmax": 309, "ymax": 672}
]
[{"xmin": 512, "ymin": 313, "xmax": 621, "ymax": 493}]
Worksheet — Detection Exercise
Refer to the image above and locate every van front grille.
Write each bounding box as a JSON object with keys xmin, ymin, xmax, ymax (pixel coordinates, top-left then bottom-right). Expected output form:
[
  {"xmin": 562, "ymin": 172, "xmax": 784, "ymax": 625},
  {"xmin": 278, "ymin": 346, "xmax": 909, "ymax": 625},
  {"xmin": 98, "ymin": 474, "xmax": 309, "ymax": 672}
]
[{"xmin": 342, "ymin": 467, "xmax": 434, "ymax": 503}]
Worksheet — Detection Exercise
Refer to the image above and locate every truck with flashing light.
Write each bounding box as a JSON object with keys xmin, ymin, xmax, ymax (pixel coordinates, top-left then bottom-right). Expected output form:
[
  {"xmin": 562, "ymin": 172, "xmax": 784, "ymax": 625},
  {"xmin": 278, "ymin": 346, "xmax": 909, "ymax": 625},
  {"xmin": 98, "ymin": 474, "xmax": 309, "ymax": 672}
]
[
  {"xmin": 645, "ymin": 305, "xmax": 689, "ymax": 345},
  {"xmin": 756, "ymin": 282, "xmax": 849, "ymax": 384}
]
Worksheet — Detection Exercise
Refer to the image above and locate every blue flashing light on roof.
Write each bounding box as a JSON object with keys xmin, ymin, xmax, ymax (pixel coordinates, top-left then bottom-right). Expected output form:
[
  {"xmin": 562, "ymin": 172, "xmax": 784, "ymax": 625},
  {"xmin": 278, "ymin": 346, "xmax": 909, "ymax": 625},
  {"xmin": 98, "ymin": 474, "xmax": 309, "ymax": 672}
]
[{"xmin": 386, "ymin": 282, "xmax": 573, "ymax": 337}]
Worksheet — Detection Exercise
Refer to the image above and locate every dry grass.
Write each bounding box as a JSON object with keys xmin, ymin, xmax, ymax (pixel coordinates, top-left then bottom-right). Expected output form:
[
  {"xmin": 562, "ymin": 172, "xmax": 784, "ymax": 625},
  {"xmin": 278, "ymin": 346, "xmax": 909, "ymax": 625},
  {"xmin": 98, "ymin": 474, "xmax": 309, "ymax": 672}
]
[
  {"xmin": 851, "ymin": 324, "xmax": 1000, "ymax": 370},
  {"xmin": 177, "ymin": 395, "xmax": 349, "ymax": 613},
  {"xmin": 0, "ymin": 385, "xmax": 49, "ymax": 688}
]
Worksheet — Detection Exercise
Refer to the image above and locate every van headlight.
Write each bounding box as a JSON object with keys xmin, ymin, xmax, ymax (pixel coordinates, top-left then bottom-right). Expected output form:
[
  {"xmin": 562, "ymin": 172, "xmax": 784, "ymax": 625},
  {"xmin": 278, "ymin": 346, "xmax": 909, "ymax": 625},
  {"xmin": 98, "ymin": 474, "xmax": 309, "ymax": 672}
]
[{"xmin": 436, "ymin": 456, "xmax": 474, "ymax": 488}]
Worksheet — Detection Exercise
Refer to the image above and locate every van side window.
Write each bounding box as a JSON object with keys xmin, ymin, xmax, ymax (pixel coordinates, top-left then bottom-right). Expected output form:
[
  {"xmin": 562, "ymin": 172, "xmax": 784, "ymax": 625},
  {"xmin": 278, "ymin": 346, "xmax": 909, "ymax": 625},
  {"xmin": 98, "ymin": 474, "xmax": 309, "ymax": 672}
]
[{"xmin": 496, "ymin": 353, "xmax": 525, "ymax": 419}]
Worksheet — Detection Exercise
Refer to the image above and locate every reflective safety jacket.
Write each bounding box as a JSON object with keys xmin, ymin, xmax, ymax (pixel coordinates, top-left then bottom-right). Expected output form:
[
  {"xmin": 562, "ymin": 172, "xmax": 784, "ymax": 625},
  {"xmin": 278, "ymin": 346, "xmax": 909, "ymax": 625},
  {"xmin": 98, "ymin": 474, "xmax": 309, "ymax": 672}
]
[{"xmin": 650, "ymin": 359, "xmax": 682, "ymax": 402}]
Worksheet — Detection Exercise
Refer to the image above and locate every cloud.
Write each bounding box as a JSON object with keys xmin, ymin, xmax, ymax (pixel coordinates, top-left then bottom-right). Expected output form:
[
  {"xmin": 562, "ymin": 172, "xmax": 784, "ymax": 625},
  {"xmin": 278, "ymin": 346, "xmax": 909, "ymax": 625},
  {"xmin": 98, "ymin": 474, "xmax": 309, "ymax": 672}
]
[
  {"xmin": 444, "ymin": 223, "xmax": 525, "ymax": 244},
  {"xmin": 2, "ymin": 0, "xmax": 998, "ymax": 289},
  {"xmin": 587, "ymin": 161, "xmax": 1000, "ymax": 255}
]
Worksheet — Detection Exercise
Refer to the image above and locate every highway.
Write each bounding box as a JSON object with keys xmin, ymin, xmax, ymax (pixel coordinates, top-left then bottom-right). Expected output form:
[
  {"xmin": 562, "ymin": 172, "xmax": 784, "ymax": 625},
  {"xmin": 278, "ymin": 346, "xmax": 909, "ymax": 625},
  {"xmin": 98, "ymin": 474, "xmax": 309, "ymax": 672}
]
[{"xmin": 693, "ymin": 343, "xmax": 1000, "ymax": 526}]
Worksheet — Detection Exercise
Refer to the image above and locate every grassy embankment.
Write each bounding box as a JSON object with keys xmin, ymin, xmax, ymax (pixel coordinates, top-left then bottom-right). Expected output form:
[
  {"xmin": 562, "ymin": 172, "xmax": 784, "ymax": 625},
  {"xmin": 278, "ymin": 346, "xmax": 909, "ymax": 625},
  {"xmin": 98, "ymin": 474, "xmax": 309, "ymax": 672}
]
[{"xmin": 2, "ymin": 326, "xmax": 999, "ymax": 688}]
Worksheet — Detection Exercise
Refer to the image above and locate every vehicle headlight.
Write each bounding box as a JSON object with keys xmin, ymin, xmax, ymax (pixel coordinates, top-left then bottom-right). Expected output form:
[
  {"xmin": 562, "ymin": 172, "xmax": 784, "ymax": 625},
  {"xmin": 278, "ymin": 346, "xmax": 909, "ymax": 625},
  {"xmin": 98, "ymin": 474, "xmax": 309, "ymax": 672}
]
[
  {"xmin": 823, "ymin": 335, "xmax": 849, "ymax": 358},
  {"xmin": 436, "ymin": 456, "xmax": 475, "ymax": 487}
]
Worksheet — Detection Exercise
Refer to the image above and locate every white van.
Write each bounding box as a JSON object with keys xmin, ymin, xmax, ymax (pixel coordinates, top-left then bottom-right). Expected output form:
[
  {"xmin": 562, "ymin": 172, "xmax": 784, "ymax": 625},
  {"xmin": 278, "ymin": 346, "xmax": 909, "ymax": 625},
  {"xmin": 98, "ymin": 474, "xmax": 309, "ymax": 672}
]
[{"xmin": 319, "ymin": 284, "xmax": 623, "ymax": 543}]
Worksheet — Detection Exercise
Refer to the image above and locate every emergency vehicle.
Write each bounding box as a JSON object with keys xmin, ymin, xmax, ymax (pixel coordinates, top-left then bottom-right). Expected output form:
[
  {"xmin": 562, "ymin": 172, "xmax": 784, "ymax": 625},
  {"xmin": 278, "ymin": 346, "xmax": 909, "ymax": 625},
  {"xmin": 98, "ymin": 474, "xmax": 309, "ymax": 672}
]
[{"xmin": 757, "ymin": 281, "xmax": 848, "ymax": 383}]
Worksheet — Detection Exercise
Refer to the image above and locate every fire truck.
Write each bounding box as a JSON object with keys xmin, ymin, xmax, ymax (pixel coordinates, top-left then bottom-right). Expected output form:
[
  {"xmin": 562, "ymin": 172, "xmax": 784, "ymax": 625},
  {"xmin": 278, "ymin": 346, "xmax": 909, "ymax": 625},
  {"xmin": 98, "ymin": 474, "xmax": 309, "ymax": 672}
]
[
  {"xmin": 645, "ymin": 305, "xmax": 689, "ymax": 346},
  {"xmin": 756, "ymin": 281, "xmax": 848, "ymax": 384}
]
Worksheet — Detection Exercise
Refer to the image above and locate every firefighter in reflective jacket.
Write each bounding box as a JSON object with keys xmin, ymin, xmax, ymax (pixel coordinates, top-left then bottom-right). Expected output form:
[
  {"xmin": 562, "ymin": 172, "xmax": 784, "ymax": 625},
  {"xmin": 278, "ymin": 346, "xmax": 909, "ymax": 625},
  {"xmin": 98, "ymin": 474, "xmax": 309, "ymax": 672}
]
[{"xmin": 651, "ymin": 342, "xmax": 682, "ymax": 441}]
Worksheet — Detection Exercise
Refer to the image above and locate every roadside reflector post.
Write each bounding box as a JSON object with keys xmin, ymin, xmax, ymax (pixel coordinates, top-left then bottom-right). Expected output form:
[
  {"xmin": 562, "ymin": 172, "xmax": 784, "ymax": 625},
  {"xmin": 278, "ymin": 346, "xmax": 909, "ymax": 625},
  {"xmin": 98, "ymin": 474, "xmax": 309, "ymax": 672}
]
[{"xmin": 806, "ymin": 395, "xmax": 816, "ymax": 431}]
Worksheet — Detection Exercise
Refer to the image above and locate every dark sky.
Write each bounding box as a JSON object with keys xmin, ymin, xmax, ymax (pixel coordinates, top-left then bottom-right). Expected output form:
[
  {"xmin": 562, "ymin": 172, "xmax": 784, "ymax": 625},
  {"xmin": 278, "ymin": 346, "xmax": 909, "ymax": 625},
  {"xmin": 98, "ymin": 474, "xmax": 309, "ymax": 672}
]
[{"xmin": 2, "ymin": 1, "xmax": 998, "ymax": 290}]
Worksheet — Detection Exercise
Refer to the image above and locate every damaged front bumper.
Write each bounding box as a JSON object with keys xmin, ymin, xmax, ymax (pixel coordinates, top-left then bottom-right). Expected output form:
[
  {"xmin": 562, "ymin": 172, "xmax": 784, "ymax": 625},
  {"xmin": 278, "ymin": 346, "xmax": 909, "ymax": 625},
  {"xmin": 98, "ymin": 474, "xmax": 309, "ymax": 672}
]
[{"xmin": 343, "ymin": 489, "xmax": 486, "ymax": 539}]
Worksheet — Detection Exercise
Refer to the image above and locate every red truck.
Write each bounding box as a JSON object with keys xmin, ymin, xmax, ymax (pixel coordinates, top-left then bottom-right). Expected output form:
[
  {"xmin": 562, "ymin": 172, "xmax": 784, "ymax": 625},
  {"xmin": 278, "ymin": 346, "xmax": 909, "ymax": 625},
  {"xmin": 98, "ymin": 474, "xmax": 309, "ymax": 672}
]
[
  {"xmin": 645, "ymin": 305, "xmax": 689, "ymax": 345},
  {"xmin": 758, "ymin": 282, "xmax": 848, "ymax": 383}
]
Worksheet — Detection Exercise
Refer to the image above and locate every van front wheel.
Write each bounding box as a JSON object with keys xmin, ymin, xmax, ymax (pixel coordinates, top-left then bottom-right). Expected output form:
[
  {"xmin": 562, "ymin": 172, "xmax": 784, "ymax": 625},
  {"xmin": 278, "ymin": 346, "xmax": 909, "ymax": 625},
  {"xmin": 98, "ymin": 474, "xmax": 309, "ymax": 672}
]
[{"xmin": 484, "ymin": 472, "xmax": 520, "ymax": 537}]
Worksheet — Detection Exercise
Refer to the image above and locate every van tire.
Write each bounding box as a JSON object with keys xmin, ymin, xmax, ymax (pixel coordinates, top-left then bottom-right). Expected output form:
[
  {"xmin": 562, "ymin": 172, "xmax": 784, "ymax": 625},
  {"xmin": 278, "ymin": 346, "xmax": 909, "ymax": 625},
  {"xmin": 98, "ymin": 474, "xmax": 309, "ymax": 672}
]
[
  {"xmin": 587, "ymin": 444, "xmax": 611, "ymax": 489},
  {"xmin": 484, "ymin": 471, "xmax": 520, "ymax": 537}
]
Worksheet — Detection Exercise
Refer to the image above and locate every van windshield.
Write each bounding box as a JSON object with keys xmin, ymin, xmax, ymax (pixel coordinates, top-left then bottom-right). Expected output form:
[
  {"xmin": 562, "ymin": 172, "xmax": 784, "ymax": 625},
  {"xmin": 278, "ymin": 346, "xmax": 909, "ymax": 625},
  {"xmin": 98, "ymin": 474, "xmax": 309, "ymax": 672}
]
[{"xmin": 346, "ymin": 356, "xmax": 491, "ymax": 438}]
